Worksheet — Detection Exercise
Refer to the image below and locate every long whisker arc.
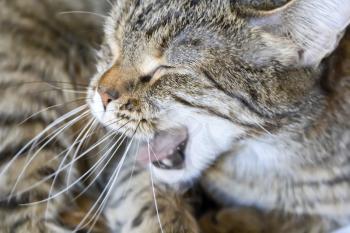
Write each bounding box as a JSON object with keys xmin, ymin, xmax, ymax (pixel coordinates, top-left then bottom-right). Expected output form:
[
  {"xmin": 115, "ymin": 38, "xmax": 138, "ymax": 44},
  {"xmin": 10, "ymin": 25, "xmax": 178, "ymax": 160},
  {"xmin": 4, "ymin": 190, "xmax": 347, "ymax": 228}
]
[
  {"xmin": 57, "ymin": 11, "xmax": 107, "ymax": 19},
  {"xmin": 9, "ymin": 110, "xmax": 90, "ymax": 198},
  {"xmin": 0, "ymin": 105, "xmax": 88, "ymax": 180},
  {"xmin": 77, "ymin": 123, "xmax": 140, "ymax": 232},
  {"xmin": 148, "ymin": 140, "xmax": 165, "ymax": 233}
]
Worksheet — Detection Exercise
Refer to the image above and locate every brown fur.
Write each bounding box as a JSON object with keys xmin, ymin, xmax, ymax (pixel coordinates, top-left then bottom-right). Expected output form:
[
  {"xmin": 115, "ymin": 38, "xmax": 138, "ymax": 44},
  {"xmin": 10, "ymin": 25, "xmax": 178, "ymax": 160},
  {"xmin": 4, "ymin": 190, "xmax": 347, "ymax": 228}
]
[
  {"xmin": 1, "ymin": 0, "xmax": 349, "ymax": 232},
  {"xmin": 88, "ymin": 0, "xmax": 350, "ymax": 232}
]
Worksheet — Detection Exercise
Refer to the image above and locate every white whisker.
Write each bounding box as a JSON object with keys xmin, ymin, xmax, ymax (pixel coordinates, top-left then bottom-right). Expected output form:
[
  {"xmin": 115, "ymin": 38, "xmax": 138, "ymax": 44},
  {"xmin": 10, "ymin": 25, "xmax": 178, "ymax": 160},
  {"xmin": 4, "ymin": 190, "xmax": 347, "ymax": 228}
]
[
  {"xmin": 256, "ymin": 122, "xmax": 275, "ymax": 137},
  {"xmin": 11, "ymin": 122, "xmax": 111, "ymax": 196},
  {"xmin": 72, "ymin": 132, "xmax": 129, "ymax": 201},
  {"xmin": 86, "ymin": 131, "xmax": 138, "ymax": 233},
  {"xmin": 120, "ymin": 139, "xmax": 140, "ymax": 199},
  {"xmin": 18, "ymin": 98, "xmax": 86, "ymax": 125},
  {"xmin": 9, "ymin": 109, "xmax": 90, "ymax": 198},
  {"xmin": 44, "ymin": 118, "xmax": 96, "ymax": 219},
  {"xmin": 148, "ymin": 140, "xmax": 165, "ymax": 233},
  {"xmin": 74, "ymin": 128, "xmax": 136, "ymax": 232},
  {"xmin": 19, "ymin": 118, "xmax": 133, "ymax": 200},
  {"xmin": 19, "ymin": 131, "xmax": 119, "ymax": 206},
  {"xmin": 0, "ymin": 105, "xmax": 87, "ymax": 179},
  {"xmin": 57, "ymin": 11, "xmax": 107, "ymax": 19},
  {"xmin": 66, "ymin": 119, "xmax": 98, "ymax": 187}
]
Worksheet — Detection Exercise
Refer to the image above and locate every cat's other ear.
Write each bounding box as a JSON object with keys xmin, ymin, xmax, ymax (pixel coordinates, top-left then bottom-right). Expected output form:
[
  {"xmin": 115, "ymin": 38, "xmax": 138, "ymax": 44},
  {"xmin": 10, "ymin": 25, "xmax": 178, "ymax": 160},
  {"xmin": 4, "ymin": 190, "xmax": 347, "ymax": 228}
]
[{"xmin": 247, "ymin": 0, "xmax": 350, "ymax": 67}]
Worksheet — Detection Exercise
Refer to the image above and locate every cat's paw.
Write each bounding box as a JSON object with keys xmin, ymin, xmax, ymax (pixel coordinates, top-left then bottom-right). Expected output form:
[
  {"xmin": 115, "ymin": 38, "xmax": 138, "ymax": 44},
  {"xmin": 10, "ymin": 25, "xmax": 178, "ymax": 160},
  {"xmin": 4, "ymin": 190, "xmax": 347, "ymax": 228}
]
[
  {"xmin": 106, "ymin": 184, "xmax": 199, "ymax": 233},
  {"xmin": 128, "ymin": 210, "xmax": 199, "ymax": 233},
  {"xmin": 199, "ymin": 208, "xmax": 265, "ymax": 233},
  {"xmin": 118, "ymin": 195, "xmax": 200, "ymax": 233},
  {"xmin": 58, "ymin": 196, "xmax": 110, "ymax": 233},
  {"xmin": 199, "ymin": 207, "xmax": 330, "ymax": 233}
]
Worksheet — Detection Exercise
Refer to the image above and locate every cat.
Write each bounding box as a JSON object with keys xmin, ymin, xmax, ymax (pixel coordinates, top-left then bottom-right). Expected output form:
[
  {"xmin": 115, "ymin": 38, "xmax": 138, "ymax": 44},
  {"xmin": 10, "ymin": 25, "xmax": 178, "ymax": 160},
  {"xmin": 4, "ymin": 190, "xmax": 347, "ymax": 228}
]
[
  {"xmin": 89, "ymin": 0, "xmax": 350, "ymax": 232},
  {"xmin": 0, "ymin": 0, "xmax": 112, "ymax": 232},
  {"xmin": 1, "ymin": 0, "xmax": 349, "ymax": 233}
]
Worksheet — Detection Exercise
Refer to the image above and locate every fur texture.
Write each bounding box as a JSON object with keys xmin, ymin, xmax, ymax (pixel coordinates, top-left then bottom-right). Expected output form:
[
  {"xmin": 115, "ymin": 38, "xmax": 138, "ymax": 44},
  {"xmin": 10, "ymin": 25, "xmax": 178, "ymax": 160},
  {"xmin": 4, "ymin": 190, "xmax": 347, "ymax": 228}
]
[
  {"xmin": 1, "ymin": 0, "xmax": 350, "ymax": 232},
  {"xmin": 89, "ymin": 0, "xmax": 350, "ymax": 232},
  {"xmin": 0, "ymin": 0, "xmax": 109, "ymax": 232}
]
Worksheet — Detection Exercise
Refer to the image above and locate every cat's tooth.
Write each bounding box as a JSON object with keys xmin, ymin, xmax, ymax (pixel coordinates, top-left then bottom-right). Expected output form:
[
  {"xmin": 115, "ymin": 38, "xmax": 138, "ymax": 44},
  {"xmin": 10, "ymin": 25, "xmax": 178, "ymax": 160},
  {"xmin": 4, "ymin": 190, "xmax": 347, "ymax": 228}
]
[
  {"xmin": 162, "ymin": 158, "xmax": 173, "ymax": 167},
  {"xmin": 158, "ymin": 161, "xmax": 168, "ymax": 169}
]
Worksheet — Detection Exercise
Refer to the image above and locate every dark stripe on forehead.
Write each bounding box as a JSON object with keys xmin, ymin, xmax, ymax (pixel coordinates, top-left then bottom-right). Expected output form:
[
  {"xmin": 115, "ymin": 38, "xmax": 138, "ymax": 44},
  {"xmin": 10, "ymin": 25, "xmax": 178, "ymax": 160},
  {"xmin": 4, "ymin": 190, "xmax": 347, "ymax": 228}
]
[
  {"xmin": 128, "ymin": 0, "xmax": 189, "ymax": 46},
  {"xmin": 172, "ymin": 94, "xmax": 260, "ymax": 129},
  {"xmin": 172, "ymin": 94, "xmax": 232, "ymax": 121},
  {"xmin": 144, "ymin": 13, "xmax": 174, "ymax": 38},
  {"xmin": 201, "ymin": 69, "xmax": 271, "ymax": 119}
]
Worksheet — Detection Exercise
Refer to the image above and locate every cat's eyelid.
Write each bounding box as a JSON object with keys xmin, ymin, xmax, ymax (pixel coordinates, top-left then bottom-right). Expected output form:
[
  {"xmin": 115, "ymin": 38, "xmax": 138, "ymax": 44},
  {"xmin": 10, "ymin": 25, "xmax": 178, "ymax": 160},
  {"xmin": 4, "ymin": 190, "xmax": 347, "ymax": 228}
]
[
  {"xmin": 141, "ymin": 65, "xmax": 178, "ymax": 86},
  {"xmin": 140, "ymin": 65, "xmax": 173, "ymax": 83},
  {"xmin": 152, "ymin": 65, "xmax": 173, "ymax": 75},
  {"xmin": 139, "ymin": 55, "xmax": 166, "ymax": 74}
]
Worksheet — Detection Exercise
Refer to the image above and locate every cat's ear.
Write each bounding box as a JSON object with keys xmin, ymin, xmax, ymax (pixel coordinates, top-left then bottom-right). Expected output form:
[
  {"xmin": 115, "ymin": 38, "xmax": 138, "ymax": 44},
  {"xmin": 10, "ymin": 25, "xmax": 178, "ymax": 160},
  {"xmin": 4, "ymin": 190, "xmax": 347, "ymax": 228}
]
[{"xmin": 248, "ymin": 0, "xmax": 350, "ymax": 66}]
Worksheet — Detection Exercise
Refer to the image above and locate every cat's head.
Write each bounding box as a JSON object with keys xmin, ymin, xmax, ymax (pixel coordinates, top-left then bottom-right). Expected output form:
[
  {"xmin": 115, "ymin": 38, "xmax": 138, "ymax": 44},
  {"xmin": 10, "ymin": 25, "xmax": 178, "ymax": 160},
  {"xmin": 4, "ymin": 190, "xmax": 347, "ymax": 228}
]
[{"xmin": 88, "ymin": 0, "xmax": 350, "ymax": 184}]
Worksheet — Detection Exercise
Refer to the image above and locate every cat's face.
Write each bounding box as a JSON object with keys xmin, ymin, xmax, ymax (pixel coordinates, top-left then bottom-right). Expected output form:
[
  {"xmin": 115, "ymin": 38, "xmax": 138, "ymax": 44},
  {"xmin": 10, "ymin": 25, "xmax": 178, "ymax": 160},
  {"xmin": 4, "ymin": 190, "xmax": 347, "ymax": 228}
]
[{"xmin": 88, "ymin": 0, "xmax": 350, "ymax": 184}]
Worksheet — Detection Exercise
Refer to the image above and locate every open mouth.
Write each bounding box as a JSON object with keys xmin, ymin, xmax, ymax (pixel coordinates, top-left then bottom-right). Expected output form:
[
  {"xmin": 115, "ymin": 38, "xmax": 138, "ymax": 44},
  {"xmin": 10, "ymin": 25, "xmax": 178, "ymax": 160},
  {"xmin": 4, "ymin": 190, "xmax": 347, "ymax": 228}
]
[{"xmin": 137, "ymin": 128, "xmax": 188, "ymax": 170}]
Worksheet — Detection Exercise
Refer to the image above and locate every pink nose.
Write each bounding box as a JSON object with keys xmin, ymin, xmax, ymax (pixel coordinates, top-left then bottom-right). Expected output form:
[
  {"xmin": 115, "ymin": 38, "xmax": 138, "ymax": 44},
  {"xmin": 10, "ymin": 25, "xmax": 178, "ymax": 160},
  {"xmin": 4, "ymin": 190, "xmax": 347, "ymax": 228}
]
[{"xmin": 98, "ymin": 87, "xmax": 119, "ymax": 109}]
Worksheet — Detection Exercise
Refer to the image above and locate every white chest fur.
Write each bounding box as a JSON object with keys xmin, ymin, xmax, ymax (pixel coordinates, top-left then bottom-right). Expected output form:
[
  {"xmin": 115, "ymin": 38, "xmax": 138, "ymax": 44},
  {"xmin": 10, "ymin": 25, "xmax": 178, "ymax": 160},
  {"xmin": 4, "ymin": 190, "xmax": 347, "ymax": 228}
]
[{"xmin": 232, "ymin": 135, "xmax": 296, "ymax": 178}]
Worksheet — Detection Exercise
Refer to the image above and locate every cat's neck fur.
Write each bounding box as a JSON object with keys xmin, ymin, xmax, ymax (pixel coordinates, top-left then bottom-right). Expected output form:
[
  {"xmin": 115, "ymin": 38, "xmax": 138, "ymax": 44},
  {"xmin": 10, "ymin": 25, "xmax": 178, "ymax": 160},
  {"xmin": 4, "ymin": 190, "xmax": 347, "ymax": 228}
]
[{"xmin": 202, "ymin": 30, "xmax": 350, "ymax": 216}]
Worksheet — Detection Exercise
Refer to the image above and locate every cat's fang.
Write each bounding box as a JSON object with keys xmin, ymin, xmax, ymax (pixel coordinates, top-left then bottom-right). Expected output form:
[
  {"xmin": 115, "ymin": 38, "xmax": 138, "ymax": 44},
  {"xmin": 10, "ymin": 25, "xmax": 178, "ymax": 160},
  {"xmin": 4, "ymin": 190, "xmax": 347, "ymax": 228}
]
[{"xmin": 152, "ymin": 149, "xmax": 185, "ymax": 170}]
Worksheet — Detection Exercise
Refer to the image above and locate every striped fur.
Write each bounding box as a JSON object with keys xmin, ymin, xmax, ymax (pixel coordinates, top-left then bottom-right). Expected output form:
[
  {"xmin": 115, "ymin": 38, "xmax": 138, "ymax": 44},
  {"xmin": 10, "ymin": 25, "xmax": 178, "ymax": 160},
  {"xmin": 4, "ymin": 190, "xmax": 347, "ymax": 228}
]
[
  {"xmin": 0, "ymin": 0, "xmax": 110, "ymax": 232},
  {"xmin": 89, "ymin": 0, "xmax": 350, "ymax": 232},
  {"xmin": 1, "ymin": 0, "xmax": 350, "ymax": 233}
]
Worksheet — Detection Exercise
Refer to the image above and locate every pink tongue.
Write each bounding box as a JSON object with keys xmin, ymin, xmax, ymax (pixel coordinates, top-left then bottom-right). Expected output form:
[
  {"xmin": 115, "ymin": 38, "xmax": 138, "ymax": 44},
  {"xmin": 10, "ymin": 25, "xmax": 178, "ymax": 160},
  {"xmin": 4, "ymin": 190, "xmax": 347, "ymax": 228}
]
[{"xmin": 137, "ymin": 128, "xmax": 187, "ymax": 165}]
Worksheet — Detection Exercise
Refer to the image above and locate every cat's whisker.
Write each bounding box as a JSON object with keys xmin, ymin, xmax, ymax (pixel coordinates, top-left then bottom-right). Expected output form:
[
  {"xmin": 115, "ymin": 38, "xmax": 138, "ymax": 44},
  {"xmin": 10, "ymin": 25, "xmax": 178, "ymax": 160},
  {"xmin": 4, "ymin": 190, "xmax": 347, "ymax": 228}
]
[
  {"xmin": 0, "ymin": 105, "xmax": 87, "ymax": 180},
  {"xmin": 20, "ymin": 119, "xmax": 131, "ymax": 203},
  {"xmin": 34, "ymin": 81, "xmax": 89, "ymax": 93},
  {"xmin": 69, "ymin": 125, "xmax": 126, "ymax": 199},
  {"xmin": 18, "ymin": 98, "xmax": 88, "ymax": 125},
  {"xmin": 71, "ymin": 134, "xmax": 130, "ymax": 232},
  {"xmin": 21, "ymin": 80, "xmax": 89, "ymax": 87},
  {"xmin": 35, "ymin": 88, "xmax": 88, "ymax": 95},
  {"xmin": 120, "ymin": 140, "xmax": 141, "ymax": 199},
  {"xmin": 28, "ymin": 109, "xmax": 90, "ymax": 152},
  {"xmin": 71, "ymin": 131, "xmax": 129, "ymax": 201},
  {"xmin": 8, "ymin": 110, "xmax": 90, "ymax": 199},
  {"xmin": 85, "ymin": 124, "xmax": 140, "ymax": 233},
  {"xmin": 149, "ymin": 146, "xmax": 162, "ymax": 167},
  {"xmin": 148, "ymin": 140, "xmax": 165, "ymax": 233},
  {"xmin": 44, "ymin": 118, "xmax": 96, "ymax": 219},
  {"xmin": 57, "ymin": 11, "xmax": 107, "ymax": 19},
  {"xmin": 13, "ymin": 125, "xmax": 119, "ymax": 198},
  {"xmin": 74, "ymin": 136, "xmax": 131, "ymax": 232},
  {"xmin": 105, "ymin": 0, "xmax": 114, "ymax": 8},
  {"xmin": 52, "ymin": 129, "xmax": 117, "ymax": 178},
  {"xmin": 19, "ymin": 131, "xmax": 119, "ymax": 206},
  {"xmin": 66, "ymin": 119, "xmax": 98, "ymax": 187},
  {"xmin": 255, "ymin": 122, "xmax": 276, "ymax": 138},
  {"xmin": 5, "ymin": 81, "xmax": 89, "ymax": 91},
  {"xmin": 26, "ymin": 105, "xmax": 88, "ymax": 149},
  {"xmin": 74, "ymin": 126, "xmax": 137, "ymax": 232}
]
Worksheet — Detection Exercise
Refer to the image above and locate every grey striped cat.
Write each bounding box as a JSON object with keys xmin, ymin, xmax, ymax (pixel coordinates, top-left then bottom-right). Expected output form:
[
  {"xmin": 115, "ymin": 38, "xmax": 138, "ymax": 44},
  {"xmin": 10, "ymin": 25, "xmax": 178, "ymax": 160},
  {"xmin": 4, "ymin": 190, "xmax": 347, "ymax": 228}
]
[
  {"xmin": 1, "ymin": 0, "xmax": 350, "ymax": 233},
  {"xmin": 0, "ymin": 0, "xmax": 111, "ymax": 232}
]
